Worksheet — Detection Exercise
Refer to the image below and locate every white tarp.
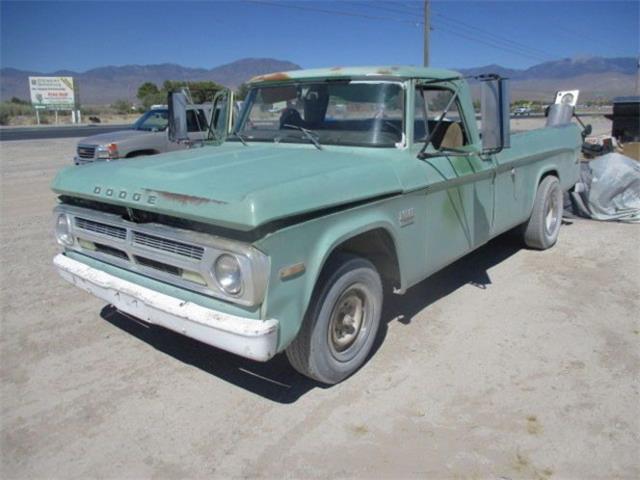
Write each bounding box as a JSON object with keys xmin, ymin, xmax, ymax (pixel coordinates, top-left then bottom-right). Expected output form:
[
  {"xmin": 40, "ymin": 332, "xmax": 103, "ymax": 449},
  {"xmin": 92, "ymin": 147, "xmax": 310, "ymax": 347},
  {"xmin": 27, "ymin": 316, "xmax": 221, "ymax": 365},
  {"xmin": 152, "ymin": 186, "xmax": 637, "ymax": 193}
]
[{"xmin": 565, "ymin": 153, "xmax": 640, "ymax": 223}]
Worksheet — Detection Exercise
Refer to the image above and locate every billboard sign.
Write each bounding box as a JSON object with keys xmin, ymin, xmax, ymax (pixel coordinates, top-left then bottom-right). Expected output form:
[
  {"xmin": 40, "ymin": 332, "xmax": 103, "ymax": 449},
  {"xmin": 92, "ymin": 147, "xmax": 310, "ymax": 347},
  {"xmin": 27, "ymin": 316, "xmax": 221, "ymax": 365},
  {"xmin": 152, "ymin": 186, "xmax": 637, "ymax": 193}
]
[{"xmin": 29, "ymin": 76, "xmax": 76, "ymax": 110}]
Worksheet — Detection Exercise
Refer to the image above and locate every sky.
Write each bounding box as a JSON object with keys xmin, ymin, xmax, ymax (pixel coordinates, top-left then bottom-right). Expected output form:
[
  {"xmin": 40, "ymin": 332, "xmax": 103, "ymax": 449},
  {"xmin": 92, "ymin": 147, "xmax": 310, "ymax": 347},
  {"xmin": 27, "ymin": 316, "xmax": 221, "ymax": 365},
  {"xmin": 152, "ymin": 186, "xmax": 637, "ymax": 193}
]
[{"xmin": 1, "ymin": 0, "xmax": 638, "ymax": 73}]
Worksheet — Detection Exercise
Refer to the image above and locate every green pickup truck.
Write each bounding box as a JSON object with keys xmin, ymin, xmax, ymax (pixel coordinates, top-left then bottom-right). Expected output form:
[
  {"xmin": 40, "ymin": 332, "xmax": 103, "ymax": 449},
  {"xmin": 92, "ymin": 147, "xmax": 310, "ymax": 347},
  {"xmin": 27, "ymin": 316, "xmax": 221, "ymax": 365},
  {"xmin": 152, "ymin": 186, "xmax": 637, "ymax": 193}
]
[{"xmin": 52, "ymin": 66, "xmax": 582, "ymax": 384}]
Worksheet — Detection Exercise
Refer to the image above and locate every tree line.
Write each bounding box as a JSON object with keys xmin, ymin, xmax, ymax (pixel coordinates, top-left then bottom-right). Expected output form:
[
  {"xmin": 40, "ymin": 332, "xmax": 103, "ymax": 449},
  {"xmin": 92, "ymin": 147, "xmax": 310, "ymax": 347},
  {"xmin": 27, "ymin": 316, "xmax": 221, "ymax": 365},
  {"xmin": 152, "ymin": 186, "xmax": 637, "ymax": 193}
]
[{"xmin": 130, "ymin": 80, "xmax": 249, "ymax": 112}]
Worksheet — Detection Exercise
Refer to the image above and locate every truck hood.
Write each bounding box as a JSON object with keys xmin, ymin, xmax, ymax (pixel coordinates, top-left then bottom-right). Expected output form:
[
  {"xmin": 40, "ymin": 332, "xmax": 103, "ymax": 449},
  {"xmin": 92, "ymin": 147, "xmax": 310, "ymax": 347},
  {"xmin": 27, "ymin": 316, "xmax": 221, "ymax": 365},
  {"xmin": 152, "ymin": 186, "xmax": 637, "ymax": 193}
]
[
  {"xmin": 52, "ymin": 143, "xmax": 403, "ymax": 231},
  {"xmin": 79, "ymin": 129, "xmax": 151, "ymax": 145}
]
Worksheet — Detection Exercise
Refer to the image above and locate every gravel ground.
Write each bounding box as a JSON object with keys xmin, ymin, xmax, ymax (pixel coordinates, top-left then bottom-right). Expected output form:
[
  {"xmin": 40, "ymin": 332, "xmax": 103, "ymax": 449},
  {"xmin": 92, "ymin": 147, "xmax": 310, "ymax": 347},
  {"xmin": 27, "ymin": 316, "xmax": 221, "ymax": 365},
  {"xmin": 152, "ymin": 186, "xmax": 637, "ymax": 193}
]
[{"xmin": 1, "ymin": 130, "xmax": 639, "ymax": 479}]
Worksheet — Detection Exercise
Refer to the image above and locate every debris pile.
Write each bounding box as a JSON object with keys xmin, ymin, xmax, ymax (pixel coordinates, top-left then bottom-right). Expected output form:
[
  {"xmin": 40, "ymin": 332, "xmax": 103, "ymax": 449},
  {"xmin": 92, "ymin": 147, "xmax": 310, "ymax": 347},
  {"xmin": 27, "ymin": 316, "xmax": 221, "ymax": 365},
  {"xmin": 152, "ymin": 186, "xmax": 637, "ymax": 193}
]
[{"xmin": 565, "ymin": 153, "xmax": 640, "ymax": 223}]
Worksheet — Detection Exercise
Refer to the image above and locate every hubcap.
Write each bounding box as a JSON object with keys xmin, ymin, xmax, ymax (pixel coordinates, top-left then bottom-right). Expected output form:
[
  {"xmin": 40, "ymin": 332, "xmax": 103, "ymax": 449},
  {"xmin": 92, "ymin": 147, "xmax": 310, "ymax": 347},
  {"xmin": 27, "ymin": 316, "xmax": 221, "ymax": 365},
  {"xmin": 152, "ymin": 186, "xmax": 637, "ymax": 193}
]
[
  {"xmin": 545, "ymin": 189, "xmax": 559, "ymax": 235},
  {"xmin": 329, "ymin": 287, "xmax": 367, "ymax": 353}
]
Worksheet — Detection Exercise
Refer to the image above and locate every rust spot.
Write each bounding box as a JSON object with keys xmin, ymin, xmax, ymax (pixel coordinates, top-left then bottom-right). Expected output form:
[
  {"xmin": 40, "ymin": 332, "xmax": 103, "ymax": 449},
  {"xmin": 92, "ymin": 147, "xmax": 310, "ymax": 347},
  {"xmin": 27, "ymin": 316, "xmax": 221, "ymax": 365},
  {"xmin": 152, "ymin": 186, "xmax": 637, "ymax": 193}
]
[
  {"xmin": 250, "ymin": 71, "xmax": 291, "ymax": 83},
  {"xmin": 145, "ymin": 189, "xmax": 227, "ymax": 205},
  {"xmin": 376, "ymin": 68, "xmax": 393, "ymax": 75}
]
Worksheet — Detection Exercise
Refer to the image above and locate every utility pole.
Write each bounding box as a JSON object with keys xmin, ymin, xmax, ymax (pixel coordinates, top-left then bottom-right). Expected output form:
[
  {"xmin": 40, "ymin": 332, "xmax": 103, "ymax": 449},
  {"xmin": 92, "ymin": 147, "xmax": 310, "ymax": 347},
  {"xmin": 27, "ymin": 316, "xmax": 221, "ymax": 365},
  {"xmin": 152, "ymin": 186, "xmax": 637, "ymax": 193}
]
[
  {"xmin": 423, "ymin": 0, "xmax": 430, "ymax": 67},
  {"xmin": 636, "ymin": 56, "xmax": 639, "ymax": 95}
]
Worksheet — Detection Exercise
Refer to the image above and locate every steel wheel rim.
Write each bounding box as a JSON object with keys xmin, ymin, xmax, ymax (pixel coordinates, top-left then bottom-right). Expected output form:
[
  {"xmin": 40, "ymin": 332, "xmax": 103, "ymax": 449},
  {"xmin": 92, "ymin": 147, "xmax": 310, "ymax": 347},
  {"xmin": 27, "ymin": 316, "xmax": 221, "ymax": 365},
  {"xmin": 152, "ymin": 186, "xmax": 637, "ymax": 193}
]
[
  {"xmin": 545, "ymin": 188, "xmax": 559, "ymax": 235},
  {"xmin": 328, "ymin": 284, "xmax": 370, "ymax": 361}
]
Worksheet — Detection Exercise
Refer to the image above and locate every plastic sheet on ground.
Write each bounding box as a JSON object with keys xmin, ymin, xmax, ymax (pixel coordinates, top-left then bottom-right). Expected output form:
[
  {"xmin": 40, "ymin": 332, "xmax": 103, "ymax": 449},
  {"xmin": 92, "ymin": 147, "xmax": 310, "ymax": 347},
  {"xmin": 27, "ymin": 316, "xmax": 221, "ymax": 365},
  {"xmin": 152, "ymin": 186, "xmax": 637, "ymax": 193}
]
[{"xmin": 564, "ymin": 153, "xmax": 640, "ymax": 223}]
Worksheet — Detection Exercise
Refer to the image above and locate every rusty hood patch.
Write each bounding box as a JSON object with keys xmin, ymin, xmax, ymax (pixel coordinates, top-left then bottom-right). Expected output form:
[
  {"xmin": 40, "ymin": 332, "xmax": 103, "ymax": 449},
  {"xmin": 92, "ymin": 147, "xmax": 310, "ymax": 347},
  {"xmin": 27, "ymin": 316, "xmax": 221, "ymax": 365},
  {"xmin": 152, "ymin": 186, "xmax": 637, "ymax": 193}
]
[
  {"xmin": 144, "ymin": 189, "xmax": 228, "ymax": 206},
  {"xmin": 51, "ymin": 143, "xmax": 404, "ymax": 231},
  {"xmin": 249, "ymin": 71, "xmax": 291, "ymax": 83}
]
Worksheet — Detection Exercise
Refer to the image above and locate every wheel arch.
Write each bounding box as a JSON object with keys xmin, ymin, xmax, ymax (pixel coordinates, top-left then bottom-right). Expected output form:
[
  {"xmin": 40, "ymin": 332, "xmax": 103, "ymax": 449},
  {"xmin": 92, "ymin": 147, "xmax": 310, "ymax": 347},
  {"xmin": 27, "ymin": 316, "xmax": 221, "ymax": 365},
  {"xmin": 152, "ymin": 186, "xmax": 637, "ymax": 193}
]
[
  {"xmin": 125, "ymin": 149, "xmax": 159, "ymax": 158},
  {"xmin": 258, "ymin": 203, "xmax": 407, "ymax": 352},
  {"xmin": 524, "ymin": 166, "xmax": 560, "ymax": 218},
  {"xmin": 321, "ymin": 226, "xmax": 401, "ymax": 292},
  {"xmin": 538, "ymin": 167, "xmax": 560, "ymax": 185}
]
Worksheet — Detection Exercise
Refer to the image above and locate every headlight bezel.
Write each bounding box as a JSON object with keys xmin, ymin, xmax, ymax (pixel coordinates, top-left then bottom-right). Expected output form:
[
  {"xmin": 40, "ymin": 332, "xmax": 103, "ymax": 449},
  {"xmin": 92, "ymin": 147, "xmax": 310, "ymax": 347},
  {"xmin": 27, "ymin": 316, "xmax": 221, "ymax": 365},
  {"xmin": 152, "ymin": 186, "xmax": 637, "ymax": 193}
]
[
  {"xmin": 212, "ymin": 253, "xmax": 244, "ymax": 296},
  {"xmin": 54, "ymin": 213, "xmax": 74, "ymax": 246}
]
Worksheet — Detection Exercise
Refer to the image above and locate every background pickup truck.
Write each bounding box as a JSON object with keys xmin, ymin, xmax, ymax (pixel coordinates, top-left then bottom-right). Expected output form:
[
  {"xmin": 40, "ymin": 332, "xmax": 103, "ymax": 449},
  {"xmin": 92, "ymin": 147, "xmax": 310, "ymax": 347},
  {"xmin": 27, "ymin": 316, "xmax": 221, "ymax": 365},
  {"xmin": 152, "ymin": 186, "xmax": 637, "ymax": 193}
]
[
  {"xmin": 74, "ymin": 104, "xmax": 212, "ymax": 165},
  {"xmin": 52, "ymin": 66, "xmax": 582, "ymax": 384}
]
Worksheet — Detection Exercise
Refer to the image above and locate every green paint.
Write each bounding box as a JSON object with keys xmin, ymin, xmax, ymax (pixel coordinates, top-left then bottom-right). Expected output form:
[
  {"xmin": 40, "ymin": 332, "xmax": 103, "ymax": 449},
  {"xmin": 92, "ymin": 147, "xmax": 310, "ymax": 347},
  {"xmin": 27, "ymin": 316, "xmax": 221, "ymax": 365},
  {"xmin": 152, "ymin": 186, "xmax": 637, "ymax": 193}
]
[{"xmin": 53, "ymin": 66, "xmax": 582, "ymax": 353}]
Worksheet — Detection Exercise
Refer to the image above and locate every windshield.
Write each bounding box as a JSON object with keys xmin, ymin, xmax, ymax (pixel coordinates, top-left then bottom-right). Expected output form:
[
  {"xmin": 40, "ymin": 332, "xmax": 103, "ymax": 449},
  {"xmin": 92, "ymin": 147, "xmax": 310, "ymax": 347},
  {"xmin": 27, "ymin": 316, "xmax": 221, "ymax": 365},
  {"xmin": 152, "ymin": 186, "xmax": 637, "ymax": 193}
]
[
  {"xmin": 132, "ymin": 109, "xmax": 169, "ymax": 131},
  {"xmin": 237, "ymin": 80, "xmax": 404, "ymax": 147}
]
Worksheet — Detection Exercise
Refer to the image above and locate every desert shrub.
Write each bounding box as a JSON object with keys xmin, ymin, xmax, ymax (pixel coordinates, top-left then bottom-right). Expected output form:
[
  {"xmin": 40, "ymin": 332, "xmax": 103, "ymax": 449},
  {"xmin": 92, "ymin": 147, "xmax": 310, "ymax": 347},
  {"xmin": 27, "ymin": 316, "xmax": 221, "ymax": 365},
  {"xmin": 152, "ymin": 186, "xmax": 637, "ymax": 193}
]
[
  {"xmin": 0, "ymin": 102, "xmax": 33, "ymax": 125},
  {"xmin": 111, "ymin": 99, "xmax": 133, "ymax": 114}
]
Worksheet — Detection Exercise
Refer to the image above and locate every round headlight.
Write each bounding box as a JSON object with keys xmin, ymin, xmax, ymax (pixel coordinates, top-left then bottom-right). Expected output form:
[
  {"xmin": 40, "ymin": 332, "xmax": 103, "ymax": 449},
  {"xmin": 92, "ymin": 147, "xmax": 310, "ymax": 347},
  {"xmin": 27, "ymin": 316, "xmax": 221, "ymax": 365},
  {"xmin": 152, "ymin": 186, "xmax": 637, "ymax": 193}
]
[
  {"xmin": 214, "ymin": 254, "xmax": 243, "ymax": 295},
  {"xmin": 55, "ymin": 214, "xmax": 73, "ymax": 246}
]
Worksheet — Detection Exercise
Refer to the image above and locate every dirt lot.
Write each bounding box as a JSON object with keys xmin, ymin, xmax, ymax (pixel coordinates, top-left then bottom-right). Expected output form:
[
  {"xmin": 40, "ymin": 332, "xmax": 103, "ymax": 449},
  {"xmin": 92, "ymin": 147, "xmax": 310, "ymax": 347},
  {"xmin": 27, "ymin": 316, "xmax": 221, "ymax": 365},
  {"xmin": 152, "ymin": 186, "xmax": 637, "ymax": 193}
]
[{"xmin": 1, "ymin": 128, "xmax": 639, "ymax": 479}]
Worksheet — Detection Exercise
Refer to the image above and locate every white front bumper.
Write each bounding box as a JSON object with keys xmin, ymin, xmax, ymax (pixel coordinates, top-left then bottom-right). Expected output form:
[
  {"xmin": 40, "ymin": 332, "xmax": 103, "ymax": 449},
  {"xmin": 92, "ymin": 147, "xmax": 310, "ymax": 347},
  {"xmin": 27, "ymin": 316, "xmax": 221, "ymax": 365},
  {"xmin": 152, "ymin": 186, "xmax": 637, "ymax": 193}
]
[{"xmin": 54, "ymin": 254, "xmax": 279, "ymax": 361}]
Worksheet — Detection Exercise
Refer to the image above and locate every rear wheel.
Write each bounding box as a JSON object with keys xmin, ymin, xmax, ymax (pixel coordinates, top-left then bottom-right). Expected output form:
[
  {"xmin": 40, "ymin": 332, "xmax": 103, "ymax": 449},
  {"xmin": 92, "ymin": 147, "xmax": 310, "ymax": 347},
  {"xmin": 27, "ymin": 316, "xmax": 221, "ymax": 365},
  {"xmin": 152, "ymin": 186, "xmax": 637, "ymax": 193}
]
[
  {"xmin": 286, "ymin": 254, "xmax": 383, "ymax": 384},
  {"xmin": 523, "ymin": 175, "xmax": 563, "ymax": 249}
]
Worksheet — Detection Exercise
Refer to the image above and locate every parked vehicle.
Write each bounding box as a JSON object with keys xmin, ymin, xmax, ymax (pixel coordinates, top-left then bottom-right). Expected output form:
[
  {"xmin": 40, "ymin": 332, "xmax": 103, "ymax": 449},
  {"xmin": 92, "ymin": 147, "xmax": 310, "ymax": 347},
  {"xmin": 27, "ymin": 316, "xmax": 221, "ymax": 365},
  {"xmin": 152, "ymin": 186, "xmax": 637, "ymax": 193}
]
[
  {"xmin": 52, "ymin": 66, "xmax": 582, "ymax": 384},
  {"xmin": 73, "ymin": 104, "xmax": 212, "ymax": 165},
  {"xmin": 513, "ymin": 106, "xmax": 532, "ymax": 116}
]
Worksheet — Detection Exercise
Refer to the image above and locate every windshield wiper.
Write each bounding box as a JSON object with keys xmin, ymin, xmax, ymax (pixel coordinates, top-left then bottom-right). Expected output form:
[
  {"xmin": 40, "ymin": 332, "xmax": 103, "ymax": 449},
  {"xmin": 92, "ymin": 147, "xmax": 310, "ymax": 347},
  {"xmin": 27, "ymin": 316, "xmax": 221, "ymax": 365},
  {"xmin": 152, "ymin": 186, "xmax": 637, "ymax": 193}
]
[
  {"xmin": 282, "ymin": 124, "xmax": 323, "ymax": 150},
  {"xmin": 229, "ymin": 131, "xmax": 249, "ymax": 146}
]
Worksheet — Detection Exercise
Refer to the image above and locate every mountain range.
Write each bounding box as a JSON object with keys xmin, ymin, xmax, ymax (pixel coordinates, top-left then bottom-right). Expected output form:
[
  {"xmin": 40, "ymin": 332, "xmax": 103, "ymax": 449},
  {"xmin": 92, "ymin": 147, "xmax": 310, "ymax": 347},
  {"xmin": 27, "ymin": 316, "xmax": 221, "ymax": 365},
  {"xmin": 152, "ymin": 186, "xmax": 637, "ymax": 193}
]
[
  {"xmin": 1, "ymin": 56, "xmax": 637, "ymax": 104},
  {"xmin": 0, "ymin": 58, "xmax": 301, "ymax": 105}
]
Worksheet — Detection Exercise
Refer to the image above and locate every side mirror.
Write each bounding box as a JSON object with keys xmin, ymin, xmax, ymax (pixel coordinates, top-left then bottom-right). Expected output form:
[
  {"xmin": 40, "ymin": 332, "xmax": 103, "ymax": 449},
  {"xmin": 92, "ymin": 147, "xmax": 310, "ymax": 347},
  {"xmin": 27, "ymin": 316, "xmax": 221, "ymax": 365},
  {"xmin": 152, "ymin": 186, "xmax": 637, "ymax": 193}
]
[
  {"xmin": 480, "ymin": 76, "xmax": 510, "ymax": 154},
  {"xmin": 168, "ymin": 90, "xmax": 189, "ymax": 143}
]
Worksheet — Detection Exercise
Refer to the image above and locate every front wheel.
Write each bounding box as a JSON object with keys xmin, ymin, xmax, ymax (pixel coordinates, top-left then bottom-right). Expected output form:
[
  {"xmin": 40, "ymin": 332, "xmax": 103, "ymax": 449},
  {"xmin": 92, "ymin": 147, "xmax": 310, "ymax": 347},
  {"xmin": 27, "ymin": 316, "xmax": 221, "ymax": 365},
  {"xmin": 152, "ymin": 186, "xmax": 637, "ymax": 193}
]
[
  {"xmin": 523, "ymin": 175, "xmax": 563, "ymax": 249},
  {"xmin": 286, "ymin": 254, "xmax": 383, "ymax": 384}
]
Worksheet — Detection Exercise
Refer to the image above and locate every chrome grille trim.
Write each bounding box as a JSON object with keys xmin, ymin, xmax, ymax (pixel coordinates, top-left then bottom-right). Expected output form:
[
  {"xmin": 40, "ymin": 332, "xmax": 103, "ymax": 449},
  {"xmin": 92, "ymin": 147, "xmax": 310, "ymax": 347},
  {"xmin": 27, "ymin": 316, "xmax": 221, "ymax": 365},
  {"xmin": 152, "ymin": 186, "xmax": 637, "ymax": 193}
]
[
  {"xmin": 75, "ymin": 217, "xmax": 127, "ymax": 239},
  {"xmin": 77, "ymin": 144, "xmax": 96, "ymax": 159},
  {"xmin": 54, "ymin": 204, "xmax": 269, "ymax": 307},
  {"xmin": 132, "ymin": 231, "xmax": 204, "ymax": 260}
]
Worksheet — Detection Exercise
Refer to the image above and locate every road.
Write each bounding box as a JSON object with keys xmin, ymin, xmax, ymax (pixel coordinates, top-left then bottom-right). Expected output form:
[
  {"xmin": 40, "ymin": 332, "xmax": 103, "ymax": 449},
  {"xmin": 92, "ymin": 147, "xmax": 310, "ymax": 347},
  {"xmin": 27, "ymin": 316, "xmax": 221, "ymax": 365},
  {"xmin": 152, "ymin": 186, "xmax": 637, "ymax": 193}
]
[
  {"xmin": 1, "ymin": 136, "xmax": 638, "ymax": 479},
  {"xmin": 0, "ymin": 123, "xmax": 129, "ymax": 141}
]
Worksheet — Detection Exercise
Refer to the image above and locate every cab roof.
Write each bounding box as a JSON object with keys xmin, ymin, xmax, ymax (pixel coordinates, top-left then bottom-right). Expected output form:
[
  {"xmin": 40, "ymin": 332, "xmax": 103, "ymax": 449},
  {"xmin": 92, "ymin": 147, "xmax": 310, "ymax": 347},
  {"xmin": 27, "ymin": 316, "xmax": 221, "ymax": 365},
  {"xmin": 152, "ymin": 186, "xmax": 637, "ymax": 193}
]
[{"xmin": 248, "ymin": 65, "xmax": 462, "ymax": 84}]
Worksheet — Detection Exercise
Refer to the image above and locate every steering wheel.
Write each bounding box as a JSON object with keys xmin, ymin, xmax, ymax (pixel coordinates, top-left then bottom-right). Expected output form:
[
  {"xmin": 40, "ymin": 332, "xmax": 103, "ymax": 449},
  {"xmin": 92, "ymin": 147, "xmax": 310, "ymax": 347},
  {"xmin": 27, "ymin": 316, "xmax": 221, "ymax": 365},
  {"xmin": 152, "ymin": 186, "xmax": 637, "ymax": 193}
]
[{"xmin": 279, "ymin": 108, "xmax": 303, "ymax": 129}]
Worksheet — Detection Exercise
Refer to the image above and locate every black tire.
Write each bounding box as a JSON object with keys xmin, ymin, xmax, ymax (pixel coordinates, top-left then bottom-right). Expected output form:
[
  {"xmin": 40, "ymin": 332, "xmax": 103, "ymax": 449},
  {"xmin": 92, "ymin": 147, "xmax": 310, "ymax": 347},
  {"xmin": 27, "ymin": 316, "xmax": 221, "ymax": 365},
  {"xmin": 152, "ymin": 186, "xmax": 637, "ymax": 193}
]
[
  {"xmin": 523, "ymin": 175, "xmax": 563, "ymax": 250},
  {"xmin": 286, "ymin": 254, "xmax": 383, "ymax": 384}
]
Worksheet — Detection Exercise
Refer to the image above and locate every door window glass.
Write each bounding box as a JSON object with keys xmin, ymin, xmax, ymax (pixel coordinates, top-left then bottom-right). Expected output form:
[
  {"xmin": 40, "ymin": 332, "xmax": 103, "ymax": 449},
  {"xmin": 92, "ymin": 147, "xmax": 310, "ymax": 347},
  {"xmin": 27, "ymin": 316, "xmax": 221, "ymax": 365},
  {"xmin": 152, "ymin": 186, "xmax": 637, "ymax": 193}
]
[
  {"xmin": 413, "ymin": 88, "xmax": 468, "ymax": 148},
  {"xmin": 186, "ymin": 109, "xmax": 208, "ymax": 132}
]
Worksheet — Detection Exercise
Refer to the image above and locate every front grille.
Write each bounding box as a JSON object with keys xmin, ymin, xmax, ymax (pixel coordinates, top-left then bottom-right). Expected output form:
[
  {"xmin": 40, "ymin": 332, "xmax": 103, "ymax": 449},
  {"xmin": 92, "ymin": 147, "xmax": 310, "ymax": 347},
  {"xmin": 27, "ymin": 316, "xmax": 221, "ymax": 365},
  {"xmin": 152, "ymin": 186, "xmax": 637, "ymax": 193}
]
[
  {"xmin": 134, "ymin": 256, "xmax": 182, "ymax": 276},
  {"xmin": 56, "ymin": 203, "xmax": 265, "ymax": 302},
  {"xmin": 132, "ymin": 231, "xmax": 204, "ymax": 260},
  {"xmin": 94, "ymin": 243, "xmax": 128, "ymax": 259},
  {"xmin": 75, "ymin": 217, "xmax": 127, "ymax": 240},
  {"xmin": 77, "ymin": 145, "xmax": 96, "ymax": 159}
]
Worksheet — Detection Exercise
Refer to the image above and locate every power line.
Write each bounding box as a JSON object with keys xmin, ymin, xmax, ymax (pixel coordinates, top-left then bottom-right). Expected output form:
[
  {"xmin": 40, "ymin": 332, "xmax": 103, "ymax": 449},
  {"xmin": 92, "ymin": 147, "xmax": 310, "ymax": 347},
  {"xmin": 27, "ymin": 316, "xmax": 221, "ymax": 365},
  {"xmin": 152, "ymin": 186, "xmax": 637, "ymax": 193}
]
[
  {"xmin": 391, "ymin": 1, "xmax": 427, "ymax": 15},
  {"xmin": 433, "ymin": 12, "xmax": 556, "ymax": 60},
  {"xmin": 354, "ymin": 0, "xmax": 554, "ymax": 61},
  {"xmin": 343, "ymin": 0, "xmax": 422, "ymax": 18},
  {"xmin": 431, "ymin": 23, "xmax": 548, "ymax": 63},
  {"xmin": 246, "ymin": 0, "xmax": 552, "ymax": 64},
  {"xmin": 245, "ymin": 0, "xmax": 422, "ymax": 26},
  {"xmin": 412, "ymin": 0, "xmax": 622, "ymax": 54}
]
